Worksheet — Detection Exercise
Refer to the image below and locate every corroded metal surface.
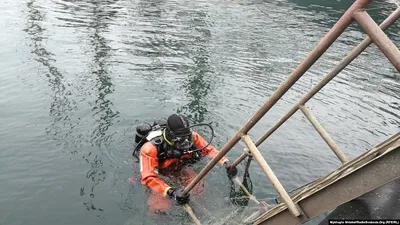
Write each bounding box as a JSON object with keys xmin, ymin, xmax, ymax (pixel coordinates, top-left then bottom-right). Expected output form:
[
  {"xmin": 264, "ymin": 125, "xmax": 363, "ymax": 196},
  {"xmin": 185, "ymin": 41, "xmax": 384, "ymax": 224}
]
[
  {"xmin": 354, "ymin": 10, "xmax": 400, "ymax": 72},
  {"xmin": 253, "ymin": 133, "xmax": 400, "ymax": 225},
  {"xmin": 183, "ymin": 0, "xmax": 374, "ymax": 196},
  {"xmin": 235, "ymin": 6, "xmax": 400, "ymax": 167}
]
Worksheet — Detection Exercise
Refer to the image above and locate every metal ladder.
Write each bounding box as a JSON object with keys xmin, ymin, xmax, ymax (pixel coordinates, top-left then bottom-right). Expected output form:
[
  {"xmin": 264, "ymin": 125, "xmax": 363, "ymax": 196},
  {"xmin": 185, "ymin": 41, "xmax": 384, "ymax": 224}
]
[{"xmin": 182, "ymin": 0, "xmax": 400, "ymax": 224}]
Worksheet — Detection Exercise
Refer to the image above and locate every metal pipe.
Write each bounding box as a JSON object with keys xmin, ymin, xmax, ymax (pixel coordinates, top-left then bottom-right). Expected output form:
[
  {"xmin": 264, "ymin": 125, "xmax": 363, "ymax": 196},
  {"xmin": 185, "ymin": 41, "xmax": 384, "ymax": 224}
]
[
  {"xmin": 233, "ymin": 155, "xmax": 260, "ymax": 204},
  {"xmin": 183, "ymin": 204, "xmax": 202, "ymax": 225},
  {"xmin": 253, "ymin": 134, "xmax": 400, "ymax": 225},
  {"xmin": 353, "ymin": 10, "xmax": 400, "ymax": 72},
  {"xmin": 183, "ymin": 0, "xmax": 371, "ymax": 195},
  {"xmin": 241, "ymin": 134, "xmax": 301, "ymax": 217},
  {"xmin": 233, "ymin": 176, "xmax": 260, "ymax": 204},
  {"xmin": 230, "ymin": 6, "xmax": 400, "ymax": 167},
  {"xmin": 231, "ymin": 150, "xmax": 251, "ymax": 168},
  {"xmin": 299, "ymin": 105, "xmax": 348, "ymax": 163}
]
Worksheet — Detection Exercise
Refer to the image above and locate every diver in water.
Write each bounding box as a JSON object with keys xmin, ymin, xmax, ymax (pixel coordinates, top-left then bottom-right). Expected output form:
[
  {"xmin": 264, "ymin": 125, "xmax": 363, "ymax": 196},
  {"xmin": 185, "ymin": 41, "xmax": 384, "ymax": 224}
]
[{"xmin": 134, "ymin": 114, "xmax": 238, "ymax": 209}]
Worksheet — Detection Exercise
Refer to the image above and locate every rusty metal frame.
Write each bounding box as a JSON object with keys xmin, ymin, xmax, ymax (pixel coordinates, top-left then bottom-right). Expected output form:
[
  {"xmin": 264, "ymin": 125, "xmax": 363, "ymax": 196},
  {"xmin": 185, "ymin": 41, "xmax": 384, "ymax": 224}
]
[
  {"xmin": 353, "ymin": 10, "xmax": 400, "ymax": 71},
  {"xmin": 254, "ymin": 134, "xmax": 400, "ymax": 225},
  {"xmin": 180, "ymin": 1, "xmax": 400, "ymax": 224},
  {"xmin": 299, "ymin": 105, "xmax": 348, "ymax": 163},
  {"xmin": 183, "ymin": 0, "xmax": 373, "ymax": 196},
  {"xmin": 242, "ymin": 134, "xmax": 302, "ymax": 216},
  {"xmin": 232, "ymin": 6, "xmax": 400, "ymax": 168}
]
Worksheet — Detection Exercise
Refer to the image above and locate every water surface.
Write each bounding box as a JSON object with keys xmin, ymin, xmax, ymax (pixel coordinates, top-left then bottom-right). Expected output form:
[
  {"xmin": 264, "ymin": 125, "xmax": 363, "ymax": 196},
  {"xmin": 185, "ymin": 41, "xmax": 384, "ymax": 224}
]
[{"xmin": 0, "ymin": 0, "xmax": 399, "ymax": 224}]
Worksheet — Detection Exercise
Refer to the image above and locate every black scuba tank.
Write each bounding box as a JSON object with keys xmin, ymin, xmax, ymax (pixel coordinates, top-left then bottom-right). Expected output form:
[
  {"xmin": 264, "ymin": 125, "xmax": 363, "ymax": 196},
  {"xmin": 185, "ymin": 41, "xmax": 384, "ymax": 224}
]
[
  {"xmin": 132, "ymin": 123, "xmax": 152, "ymax": 158},
  {"xmin": 152, "ymin": 118, "xmax": 167, "ymax": 130},
  {"xmin": 132, "ymin": 118, "xmax": 167, "ymax": 158},
  {"xmin": 135, "ymin": 123, "xmax": 152, "ymax": 145}
]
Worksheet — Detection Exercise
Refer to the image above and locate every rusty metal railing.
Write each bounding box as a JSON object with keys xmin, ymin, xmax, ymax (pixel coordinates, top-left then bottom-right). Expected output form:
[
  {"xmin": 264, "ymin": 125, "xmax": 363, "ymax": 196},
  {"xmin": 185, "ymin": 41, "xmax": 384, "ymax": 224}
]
[{"xmin": 183, "ymin": 0, "xmax": 400, "ymax": 221}]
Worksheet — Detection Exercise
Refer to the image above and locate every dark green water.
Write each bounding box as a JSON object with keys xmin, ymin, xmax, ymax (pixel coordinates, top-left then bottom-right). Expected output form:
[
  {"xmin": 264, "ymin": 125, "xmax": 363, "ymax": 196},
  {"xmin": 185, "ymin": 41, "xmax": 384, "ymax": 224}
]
[{"xmin": 0, "ymin": 0, "xmax": 399, "ymax": 224}]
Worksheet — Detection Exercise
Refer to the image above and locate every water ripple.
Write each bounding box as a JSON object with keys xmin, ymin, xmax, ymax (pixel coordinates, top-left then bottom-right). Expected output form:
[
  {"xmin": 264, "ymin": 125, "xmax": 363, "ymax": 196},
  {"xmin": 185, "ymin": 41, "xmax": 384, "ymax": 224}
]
[{"xmin": 0, "ymin": 0, "xmax": 399, "ymax": 225}]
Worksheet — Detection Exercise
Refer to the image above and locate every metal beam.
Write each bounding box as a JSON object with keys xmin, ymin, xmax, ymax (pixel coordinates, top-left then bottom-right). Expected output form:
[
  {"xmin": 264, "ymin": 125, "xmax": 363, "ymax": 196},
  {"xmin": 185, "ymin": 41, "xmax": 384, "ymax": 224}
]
[
  {"xmin": 353, "ymin": 10, "xmax": 400, "ymax": 72},
  {"xmin": 182, "ymin": 0, "xmax": 372, "ymax": 195},
  {"xmin": 230, "ymin": 7, "xmax": 400, "ymax": 168},
  {"xmin": 242, "ymin": 134, "xmax": 302, "ymax": 217},
  {"xmin": 233, "ymin": 176, "xmax": 260, "ymax": 204},
  {"xmin": 232, "ymin": 149, "xmax": 251, "ymax": 168},
  {"xmin": 299, "ymin": 105, "xmax": 348, "ymax": 163},
  {"xmin": 183, "ymin": 204, "xmax": 202, "ymax": 225},
  {"xmin": 253, "ymin": 7, "xmax": 400, "ymax": 148},
  {"xmin": 253, "ymin": 133, "xmax": 400, "ymax": 225}
]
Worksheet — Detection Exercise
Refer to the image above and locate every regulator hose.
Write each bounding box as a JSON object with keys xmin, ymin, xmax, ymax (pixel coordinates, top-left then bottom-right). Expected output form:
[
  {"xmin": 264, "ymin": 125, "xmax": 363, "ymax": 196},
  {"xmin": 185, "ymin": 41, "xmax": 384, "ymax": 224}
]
[{"xmin": 182, "ymin": 123, "xmax": 215, "ymax": 154}]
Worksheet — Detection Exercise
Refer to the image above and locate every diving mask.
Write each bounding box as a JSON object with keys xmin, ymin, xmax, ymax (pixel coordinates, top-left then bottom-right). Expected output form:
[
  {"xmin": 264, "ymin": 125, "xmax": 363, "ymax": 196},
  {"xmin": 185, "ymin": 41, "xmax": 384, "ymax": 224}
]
[{"xmin": 173, "ymin": 134, "xmax": 193, "ymax": 150}]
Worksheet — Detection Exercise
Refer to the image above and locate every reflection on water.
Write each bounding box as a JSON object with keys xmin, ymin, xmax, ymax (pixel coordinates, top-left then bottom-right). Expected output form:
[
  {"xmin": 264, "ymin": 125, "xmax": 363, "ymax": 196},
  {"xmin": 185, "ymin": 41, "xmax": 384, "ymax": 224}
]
[
  {"xmin": 81, "ymin": 152, "xmax": 106, "ymax": 217},
  {"xmin": 125, "ymin": 0, "xmax": 217, "ymax": 123},
  {"xmin": 24, "ymin": 0, "xmax": 77, "ymax": 146},
  {"xmin": 24, "ymin": 0, "xmax": 121, "ymax": 219},
  {"xmin": 85, "ymin": 0, "xmax": 120, "ymax": 148},
  {"xmin": 176, "ymin": 10, "xmax": 214, "ymax": 124},
  {"xmin": 78, "ymin": 0, "xmax": 120, "ymax": 218}
]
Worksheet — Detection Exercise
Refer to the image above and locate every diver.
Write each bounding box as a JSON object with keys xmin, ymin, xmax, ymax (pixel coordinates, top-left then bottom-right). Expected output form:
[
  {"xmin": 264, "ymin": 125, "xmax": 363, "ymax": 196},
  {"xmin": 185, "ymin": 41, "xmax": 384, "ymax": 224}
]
[{"xmin": 133, "ymin": 114, "xmax": 238, "ymax": 210}]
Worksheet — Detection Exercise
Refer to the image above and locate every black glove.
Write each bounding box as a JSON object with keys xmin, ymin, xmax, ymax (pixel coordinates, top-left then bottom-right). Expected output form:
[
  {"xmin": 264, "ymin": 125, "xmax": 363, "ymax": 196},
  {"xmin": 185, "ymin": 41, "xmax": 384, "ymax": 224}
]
[
  {"xmin": 224, "ymin": 161, "xmax": 238, "ymax": 177},
  {"xmin": 167, "ymin": 187, "xmax": 190, "ymax": 205}
]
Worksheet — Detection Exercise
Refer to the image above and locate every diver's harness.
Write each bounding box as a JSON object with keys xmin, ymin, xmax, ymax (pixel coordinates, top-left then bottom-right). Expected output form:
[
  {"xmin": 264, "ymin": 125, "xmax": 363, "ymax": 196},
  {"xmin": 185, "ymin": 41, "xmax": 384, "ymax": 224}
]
[{"xmin": 132, "ymin": 120, "xmax": 214, "ymax": 164}]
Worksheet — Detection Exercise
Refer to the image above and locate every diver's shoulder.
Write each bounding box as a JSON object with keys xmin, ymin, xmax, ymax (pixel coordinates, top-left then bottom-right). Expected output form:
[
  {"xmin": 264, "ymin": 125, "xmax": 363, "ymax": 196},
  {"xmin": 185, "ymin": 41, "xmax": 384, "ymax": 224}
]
[{"xmin": 141, "ymin": 142, "xmax": 158, "ymax": 157}]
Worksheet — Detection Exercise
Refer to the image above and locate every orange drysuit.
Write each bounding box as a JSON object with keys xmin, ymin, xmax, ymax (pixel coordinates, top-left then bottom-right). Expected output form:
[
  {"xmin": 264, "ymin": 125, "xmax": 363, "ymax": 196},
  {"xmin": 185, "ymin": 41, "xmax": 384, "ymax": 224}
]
[{"xmin": 140, "ymin": 131, "xmax": 228, "ymax": 197}]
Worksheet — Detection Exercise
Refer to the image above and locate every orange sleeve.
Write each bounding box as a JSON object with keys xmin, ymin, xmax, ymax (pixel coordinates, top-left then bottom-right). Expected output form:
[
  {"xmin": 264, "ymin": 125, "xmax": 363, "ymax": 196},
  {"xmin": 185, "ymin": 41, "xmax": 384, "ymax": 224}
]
[
  {"xmin": 192, "ymin": 131, "xmax": 229, "ymax": 165},
  {"xmin": 140, "ymin": 142, "xmax": 171, "ymax": 196}
]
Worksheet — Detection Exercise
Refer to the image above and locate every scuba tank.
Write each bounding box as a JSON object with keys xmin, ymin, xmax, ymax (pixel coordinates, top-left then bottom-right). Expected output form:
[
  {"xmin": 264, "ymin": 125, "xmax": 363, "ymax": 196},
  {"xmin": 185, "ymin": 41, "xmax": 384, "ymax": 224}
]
[
  {"xmin": 132, "ymin": 118, "xmax": 167, "ymax": 158},
  {"xmin": 134, "ymin": 123, "xmax": 152, "ymax": 145}
]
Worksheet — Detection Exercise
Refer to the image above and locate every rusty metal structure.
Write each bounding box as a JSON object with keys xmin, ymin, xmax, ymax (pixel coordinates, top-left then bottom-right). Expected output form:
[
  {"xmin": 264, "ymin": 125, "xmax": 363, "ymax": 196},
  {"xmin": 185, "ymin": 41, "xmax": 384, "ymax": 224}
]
[{"xmin": 182, "ymin": 0, "xmax": 400, "ymax": 224}]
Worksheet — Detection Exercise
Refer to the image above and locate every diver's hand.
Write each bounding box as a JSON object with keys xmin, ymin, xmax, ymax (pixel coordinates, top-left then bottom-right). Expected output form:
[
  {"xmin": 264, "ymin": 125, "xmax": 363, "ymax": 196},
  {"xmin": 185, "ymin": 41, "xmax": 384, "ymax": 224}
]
[
  {"xmin": 167, "ymin": 187, "xmax": 190, "ymax": 204},
  {"xmin": 223, "ymin": 161, "xmax": 238, "ymax": 177}
]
